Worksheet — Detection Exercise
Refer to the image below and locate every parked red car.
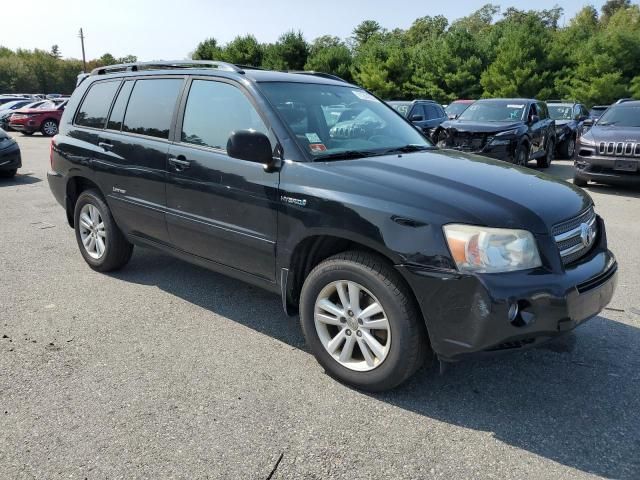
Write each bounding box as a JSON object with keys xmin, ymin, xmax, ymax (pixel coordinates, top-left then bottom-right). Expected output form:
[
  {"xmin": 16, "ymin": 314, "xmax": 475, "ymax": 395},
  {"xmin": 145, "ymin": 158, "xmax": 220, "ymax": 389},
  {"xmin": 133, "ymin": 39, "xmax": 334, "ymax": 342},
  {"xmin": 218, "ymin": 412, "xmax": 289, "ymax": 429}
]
[{"xmin": 9, "ymin": 99, "xmax": 67, "ymax": 136}]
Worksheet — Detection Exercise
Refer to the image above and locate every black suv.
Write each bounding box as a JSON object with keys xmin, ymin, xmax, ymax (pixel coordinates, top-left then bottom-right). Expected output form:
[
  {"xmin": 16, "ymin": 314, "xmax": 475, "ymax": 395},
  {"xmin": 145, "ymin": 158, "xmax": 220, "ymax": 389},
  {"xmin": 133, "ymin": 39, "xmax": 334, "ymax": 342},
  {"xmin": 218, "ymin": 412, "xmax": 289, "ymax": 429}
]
[
  {"xmin": 547, "ymin": 100, "xmax": 590, "ymax": 159},
  {"xmin": 48, "ymin": 62, "xmax": 617, "ymax": 391},
  {"xmin": 387, "ymin": 100, "xmax": 447, "ymax": 139},
  {"xmin": 574, "ymin": 100, "xmax": 640, "ymax": 186},
  {"xmin": 435, "ymin": 99, "xmax": 557, "ymax": 168}
]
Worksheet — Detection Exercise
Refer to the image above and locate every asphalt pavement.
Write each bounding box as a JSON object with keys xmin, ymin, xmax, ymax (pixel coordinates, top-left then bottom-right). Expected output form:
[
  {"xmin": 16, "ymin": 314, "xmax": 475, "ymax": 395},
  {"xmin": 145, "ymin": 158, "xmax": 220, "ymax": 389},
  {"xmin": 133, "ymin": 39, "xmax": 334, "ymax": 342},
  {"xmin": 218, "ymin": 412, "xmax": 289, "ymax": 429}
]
[{"xmin": 1, "ymin": 132, "xmax": 638, "ymax": 479}]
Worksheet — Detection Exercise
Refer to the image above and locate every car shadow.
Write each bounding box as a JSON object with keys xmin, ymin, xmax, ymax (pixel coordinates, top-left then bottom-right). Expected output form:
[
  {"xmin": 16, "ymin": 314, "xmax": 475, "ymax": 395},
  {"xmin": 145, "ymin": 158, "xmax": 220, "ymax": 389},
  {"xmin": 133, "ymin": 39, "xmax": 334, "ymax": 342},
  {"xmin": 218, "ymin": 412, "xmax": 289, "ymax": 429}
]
[
  {"xmin": 113, "ymin": 247, "xmax": 639, "ymax": 479},
  {"xmin": 0, "ymin": 172, "xmax": 42, "ymax": 186}
]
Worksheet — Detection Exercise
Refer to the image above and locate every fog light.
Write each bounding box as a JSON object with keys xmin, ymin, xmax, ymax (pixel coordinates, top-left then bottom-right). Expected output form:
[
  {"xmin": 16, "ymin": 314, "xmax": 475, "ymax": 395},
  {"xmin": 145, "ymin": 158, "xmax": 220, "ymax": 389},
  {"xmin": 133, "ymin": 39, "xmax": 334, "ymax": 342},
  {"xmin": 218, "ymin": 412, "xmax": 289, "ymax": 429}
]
[{"xmin": 508, "ymin": 302, "xmax": 519, "ymax": 322}]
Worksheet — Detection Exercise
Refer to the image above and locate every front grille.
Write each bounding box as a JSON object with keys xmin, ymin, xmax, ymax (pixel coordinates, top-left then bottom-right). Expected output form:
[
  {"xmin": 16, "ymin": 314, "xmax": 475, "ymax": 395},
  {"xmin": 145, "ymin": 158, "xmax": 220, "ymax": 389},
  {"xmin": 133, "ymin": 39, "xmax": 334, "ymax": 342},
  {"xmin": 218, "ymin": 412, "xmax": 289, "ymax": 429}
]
[
  {"xmin": 598, "ymin": 141, "xmax": 640, "ymax": 157},
  {"xmin": 452, "ymin": 133, "xmax": 486, "ymax": 150},
  {"xmin": 553, "ymin": 207, "xmax": 598, "ymax": 265}
]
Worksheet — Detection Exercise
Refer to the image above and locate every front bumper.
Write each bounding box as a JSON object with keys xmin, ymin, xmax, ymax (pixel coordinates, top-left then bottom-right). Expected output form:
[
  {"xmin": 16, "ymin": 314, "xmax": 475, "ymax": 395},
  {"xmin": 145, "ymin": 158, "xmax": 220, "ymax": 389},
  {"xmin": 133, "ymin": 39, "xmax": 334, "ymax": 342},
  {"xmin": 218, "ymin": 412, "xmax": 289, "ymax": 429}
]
[
  {"xmin": 448, "ymin": 140, "xmax": 517, "ymax": 162},
  {"xmin": 0, "ymin": 141, "xmax": 22, "ymax": 171},
  {"xmin": 575, "ymin": 147, "xmax": 640, "ymax": 186},
  {"xmin": 9, "ymin": 120, "xmax": 38, "ymax": 133},
  {"xmin": 397, "ymin": 228, "xmax": 617, "ymax": 361}
]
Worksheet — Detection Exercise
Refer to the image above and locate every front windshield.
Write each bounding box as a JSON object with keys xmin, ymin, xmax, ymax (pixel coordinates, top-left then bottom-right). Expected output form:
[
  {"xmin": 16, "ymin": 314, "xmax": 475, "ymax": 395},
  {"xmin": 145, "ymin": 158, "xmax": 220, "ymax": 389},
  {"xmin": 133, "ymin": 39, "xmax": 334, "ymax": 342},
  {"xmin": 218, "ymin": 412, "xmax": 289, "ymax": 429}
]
[
  {"xmin": 458, "ymin": 101, "xmax": 526, "ymax": 122},
  {"xmin": 37, "ymin": 101, "xmax": 57, "ymax": 110},
  {"xmin": 548, "ymin": 105, "xmax": 573, "ymax": 120},
  {"xmin": 445, "ymin": 102, "xmax": 471, "ymax": 117},
  {"xmin": 387, "ymin": 102, "xmax": 411, "ymax": 117},
  {"xmin": 597, "ymin": 105, "xmax": 640, "ymax": 127},
  {"xmin": 0, "ymin": 101, "xmax": 21, "ymax": 111},
  {"xmin": 259, "ymin": 82, "xmax": 431, "ymax": 159}
]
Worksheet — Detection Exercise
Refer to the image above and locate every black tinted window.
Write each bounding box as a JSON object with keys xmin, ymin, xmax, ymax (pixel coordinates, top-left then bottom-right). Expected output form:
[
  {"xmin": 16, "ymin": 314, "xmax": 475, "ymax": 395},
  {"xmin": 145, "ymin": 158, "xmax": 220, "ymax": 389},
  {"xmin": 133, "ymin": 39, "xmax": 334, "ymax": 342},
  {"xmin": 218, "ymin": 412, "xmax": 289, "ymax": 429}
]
[
  {"xmin": 425, "ymin": 104, "xmax": 440, "ymax": 120},
  {"xmin": 107, "ymin": 80, "xmax": 134, "ymax": 131},
  {"xmin": 181, "ymin": 80, "xmax": 269, "ymax": 149},
  {"xmin": 75, "ymin": 80, "xmax": 120, "ymax": 129},
  {"xmin": 122, "ymin": 79, "xmax": 183, "ymax": 139}
]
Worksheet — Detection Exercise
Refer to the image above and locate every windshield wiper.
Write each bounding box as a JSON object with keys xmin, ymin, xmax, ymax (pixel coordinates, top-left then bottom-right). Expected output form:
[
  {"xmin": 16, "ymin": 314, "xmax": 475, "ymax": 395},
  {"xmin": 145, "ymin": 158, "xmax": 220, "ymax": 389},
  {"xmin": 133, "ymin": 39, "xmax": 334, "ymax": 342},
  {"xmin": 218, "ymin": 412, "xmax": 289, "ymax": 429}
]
[
  {"xmin": 383, "ymin": 144, "xmax": 434, "ymax": 154},
  {"xmin": 313, "ymin": 150, "xmax": 381, "ymax": 161}
]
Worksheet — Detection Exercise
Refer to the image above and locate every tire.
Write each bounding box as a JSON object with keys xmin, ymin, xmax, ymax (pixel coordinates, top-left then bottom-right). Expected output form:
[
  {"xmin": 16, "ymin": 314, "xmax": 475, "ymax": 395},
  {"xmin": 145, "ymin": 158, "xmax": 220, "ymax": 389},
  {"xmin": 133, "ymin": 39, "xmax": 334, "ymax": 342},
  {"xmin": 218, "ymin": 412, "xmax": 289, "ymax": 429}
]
[
  {"xmin": 573, "ymin": 175, "xmax": 588, "ymax": 187},
  {"xmin": 299, "ymin": 250, "xmax": 431, "ymax": 392},
  {"xmin": 559, "ymin": 135, "xmax": 576, "ymax": 159},
  {"xmin": 514, "ymin": 142, "xmax": 528, "ymax": 167},
  {"xmin": 73, "ymin": 189, "xmax": 133, "ymax": 272},
  {"xmin": 537, "ymin": 138, "xmax": 554, "ymax": 168},
  {"xmin": 0, "ymin": 168, "xmax": 17, "ymax": 178},
  {"xmin": 40, "ymin": 119, "xmax": 58, "ymax": 137},
  {"xmin": 21, "ymin": 131, "xmax": 33, "ymax": 136}
]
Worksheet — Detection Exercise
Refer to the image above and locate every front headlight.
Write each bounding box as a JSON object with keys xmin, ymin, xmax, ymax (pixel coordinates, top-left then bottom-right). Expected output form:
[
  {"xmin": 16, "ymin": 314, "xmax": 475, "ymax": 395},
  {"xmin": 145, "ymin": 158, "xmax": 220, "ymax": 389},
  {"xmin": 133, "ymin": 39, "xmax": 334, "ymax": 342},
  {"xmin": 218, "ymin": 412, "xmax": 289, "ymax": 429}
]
[
  {"xmin": 577, "ymin": 135, "xmax": 596, "ymax": 146},
  {"xmin": 495, "ymin": 128, "xmax": 519, "ymax": 137},
  {"xmin": 443, "ymin": 224, "xmax": 542, "ymax": 273}
]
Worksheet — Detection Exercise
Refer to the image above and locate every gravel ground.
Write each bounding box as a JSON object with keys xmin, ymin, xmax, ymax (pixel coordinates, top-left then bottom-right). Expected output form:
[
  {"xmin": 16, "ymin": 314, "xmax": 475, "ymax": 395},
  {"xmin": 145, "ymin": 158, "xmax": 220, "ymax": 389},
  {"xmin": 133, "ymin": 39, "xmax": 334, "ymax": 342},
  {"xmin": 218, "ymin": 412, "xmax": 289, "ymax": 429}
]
[{"xmin": 1, "ymin": 132, "xmax": 638, "ymax": 479}]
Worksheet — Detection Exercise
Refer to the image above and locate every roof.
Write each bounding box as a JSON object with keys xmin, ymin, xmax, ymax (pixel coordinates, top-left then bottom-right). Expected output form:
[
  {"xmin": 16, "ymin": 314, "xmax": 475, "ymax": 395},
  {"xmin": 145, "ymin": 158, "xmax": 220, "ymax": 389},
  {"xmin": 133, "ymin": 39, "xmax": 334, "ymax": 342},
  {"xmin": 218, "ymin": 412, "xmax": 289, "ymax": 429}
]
[
  {"xmin": 612, "ymin": 100, "xmax": 640, "ymax": 107},
  {"xmin": 386, "ymin": 99, "xmax": 439, "ymax": 104},
  {"xmin": 475, "ymin": 98, "xmax": 536, "ymax": 103},
  {"xmin": 85, "ymin": 60, "xmax": 353, "ymax": 87}
]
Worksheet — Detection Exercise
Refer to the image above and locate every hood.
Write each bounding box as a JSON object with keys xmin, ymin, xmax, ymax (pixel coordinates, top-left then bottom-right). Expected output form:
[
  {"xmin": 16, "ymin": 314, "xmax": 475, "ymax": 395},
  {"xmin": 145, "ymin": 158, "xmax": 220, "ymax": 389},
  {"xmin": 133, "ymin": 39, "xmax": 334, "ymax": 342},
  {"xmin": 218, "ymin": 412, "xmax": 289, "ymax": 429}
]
[
  {"xmin": 585, "ymin": 125, "xmax": 640, "ymax": 143},
  {"xmin": 554, "ymin": 119, "xmax": 574, "ymax": 127},
  {"xmin": 440, "ymin": 120, "xmax": 525, "ymax": 134},
  {"xmin": 301, "ymin": 150, "xmax": 591, "ymax": 234}
]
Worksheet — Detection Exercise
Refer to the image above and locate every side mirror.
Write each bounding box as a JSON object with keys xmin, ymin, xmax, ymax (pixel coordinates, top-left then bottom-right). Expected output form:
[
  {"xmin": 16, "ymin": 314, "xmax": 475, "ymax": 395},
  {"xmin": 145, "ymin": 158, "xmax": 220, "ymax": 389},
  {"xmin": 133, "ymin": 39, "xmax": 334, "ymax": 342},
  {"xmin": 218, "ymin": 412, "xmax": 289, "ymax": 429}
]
[
  {"xmin": 529, "ymin": 115, "xmax": 540, "ymax": 124},
  {"xmin": 448, "ymin": 114, "xmax": 458, "ymax": 120},
  {"xmin": 583, "ymin": 118, "xmax": 594, "ymax": 126},
  {"xmin": 410, "ymin": 114, "xmax": 424, "ymax": 122},
  {"xmin": 226, "ymin": 130, "xmax": 278, "ymax": 171}
]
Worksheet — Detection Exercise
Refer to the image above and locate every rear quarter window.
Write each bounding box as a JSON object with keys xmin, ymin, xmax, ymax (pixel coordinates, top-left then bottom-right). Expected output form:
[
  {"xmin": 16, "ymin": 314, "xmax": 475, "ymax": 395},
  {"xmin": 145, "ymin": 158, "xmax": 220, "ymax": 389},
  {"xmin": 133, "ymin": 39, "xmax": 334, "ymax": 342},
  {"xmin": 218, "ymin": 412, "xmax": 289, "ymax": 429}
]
[{"xmin": 74, "ymin": 80, "xmax": 121, "ymax": 129}]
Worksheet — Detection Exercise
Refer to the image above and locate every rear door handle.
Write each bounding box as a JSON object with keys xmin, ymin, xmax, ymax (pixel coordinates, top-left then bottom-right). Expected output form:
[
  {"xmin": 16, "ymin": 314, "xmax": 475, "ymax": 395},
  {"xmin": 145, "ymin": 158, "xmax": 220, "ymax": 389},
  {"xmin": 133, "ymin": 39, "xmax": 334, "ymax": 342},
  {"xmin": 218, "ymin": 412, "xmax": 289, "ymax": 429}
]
[
  {"xmin": 98, "ymin": 141, "xmax": 114, "ymax": 151},
  {"xmin": 168, "ymin": 155, "xmax": 191, "ymax": 171}
]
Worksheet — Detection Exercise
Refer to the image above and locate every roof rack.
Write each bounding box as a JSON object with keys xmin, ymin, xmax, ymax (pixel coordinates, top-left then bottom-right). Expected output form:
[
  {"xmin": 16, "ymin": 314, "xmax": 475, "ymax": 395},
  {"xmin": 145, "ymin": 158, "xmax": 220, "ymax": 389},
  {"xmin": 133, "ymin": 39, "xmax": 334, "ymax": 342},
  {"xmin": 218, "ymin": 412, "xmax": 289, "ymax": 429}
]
[
  {"xmin": 287, "ymin": 71, "xmax": 349, "ymax": 83},
  {"xmin": 90, "ymin": 60, "xmax": 245, "ymax": 76}
]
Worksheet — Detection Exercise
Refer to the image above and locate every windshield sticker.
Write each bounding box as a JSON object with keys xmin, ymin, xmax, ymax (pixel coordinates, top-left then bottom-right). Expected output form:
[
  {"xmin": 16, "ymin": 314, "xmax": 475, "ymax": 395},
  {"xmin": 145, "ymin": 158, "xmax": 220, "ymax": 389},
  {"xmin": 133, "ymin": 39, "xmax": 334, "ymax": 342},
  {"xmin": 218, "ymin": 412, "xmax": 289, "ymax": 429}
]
[
  {"xmin": 305, "ymin": 132, "xmax": 322, "ymax": 143},
  {"xmin": 309, "ymin": 143, "xmax": 327, "ymax": 152},
  {"xmin": 507, "ymin": 104, "xmax": 524, "ymax": 109},
  {"xmin": 352, "ymin": 90, "xmax": 376, "ymax": 101}
]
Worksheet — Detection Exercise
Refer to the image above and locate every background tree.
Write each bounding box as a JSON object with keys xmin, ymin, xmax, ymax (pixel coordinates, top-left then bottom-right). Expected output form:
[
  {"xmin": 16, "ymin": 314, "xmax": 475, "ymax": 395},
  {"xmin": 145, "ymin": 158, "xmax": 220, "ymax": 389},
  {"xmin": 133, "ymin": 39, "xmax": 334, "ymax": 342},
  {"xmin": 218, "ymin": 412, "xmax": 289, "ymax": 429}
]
[
  {"xmin": 305, "ymin": 36, "xmax": 352, "ymax": 81},
  {"xmin": 262, "ymin": 31, "xmax": 309, "ymax": 70}
]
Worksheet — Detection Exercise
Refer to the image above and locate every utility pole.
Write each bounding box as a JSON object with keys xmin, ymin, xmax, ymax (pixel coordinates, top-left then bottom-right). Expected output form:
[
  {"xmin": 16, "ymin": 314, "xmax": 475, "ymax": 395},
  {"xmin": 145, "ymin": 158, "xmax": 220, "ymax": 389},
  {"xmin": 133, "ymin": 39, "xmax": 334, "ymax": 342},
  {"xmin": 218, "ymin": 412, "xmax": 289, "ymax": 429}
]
[{"xmin": 79, "ymin": 28, "xmax": 86, "ymax": 72}]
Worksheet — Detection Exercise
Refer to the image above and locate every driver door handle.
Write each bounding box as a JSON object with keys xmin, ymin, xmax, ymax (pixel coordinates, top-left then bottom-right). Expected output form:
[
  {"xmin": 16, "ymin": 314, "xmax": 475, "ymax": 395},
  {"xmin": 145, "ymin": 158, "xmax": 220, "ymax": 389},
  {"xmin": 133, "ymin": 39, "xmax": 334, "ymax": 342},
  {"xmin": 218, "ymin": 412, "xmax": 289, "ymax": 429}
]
[{"xmin": 168, "ymin": 155, "xmax": 191, "ymax": 171}]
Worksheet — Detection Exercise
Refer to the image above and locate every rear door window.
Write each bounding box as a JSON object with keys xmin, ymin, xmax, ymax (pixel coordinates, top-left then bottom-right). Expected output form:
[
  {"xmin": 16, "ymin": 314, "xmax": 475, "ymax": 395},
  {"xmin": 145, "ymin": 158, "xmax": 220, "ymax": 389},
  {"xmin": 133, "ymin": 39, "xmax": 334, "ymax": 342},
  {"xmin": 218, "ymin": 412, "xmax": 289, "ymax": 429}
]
[
  {"xmin": 122, "ymin": 78, "xmax": 183, "ymax": 139},
  {"xmin": 75, "ymin": 80, "xmax": 120, "ymax": 129},
  {"xmin": 181, "ymin": 79, "xmax": 270, "ymax": 150},
  {"xmin": 424, "ymin": 104, "xmax": 440, "ymax": 120}
]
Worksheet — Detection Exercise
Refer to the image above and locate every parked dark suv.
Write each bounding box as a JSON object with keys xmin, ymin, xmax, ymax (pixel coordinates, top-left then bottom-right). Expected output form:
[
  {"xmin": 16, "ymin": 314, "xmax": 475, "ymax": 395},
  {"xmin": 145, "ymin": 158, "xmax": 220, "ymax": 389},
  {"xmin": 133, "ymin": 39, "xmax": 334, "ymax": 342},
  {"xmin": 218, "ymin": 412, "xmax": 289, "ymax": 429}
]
[
  {"xmin": 48, "ymin": 61, "xmax": 617, "ymax": 391},
  {"xmin": 387, "ymin": 100, "xmax": 447, "ymax": 139},
  {"xmin": 435, "ymin": 99, "xmax": 557, "ymax": 168},
  {"xmin": 547, "ymin": 100, "xmax": 590, "ymax": 159},
  {"xmin": 574, "ymin": 100, "xmax": 640, "ymax": 186}
]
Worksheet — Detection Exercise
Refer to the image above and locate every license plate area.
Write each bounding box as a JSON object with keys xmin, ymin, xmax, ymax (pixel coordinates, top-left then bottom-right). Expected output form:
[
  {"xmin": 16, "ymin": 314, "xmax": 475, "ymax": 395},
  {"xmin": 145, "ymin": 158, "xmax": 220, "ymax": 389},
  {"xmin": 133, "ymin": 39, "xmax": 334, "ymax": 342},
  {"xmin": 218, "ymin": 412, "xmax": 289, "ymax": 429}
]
[{"xmin": 614, "ymin": 159, "xmax": 637, "ymax": 172}]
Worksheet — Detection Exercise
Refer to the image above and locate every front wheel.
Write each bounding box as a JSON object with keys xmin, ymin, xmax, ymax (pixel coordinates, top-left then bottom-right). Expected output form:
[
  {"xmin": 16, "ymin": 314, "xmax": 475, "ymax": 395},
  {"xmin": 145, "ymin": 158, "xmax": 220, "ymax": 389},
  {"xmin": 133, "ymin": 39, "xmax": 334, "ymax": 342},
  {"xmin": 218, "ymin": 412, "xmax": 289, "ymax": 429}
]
[
  {"xmin": 299, "ymin": 251, "xmax": 431, "ymax": 392},
  {"xmin": 514, "ymin": 143, "xmax": 528, "ymax": 167},
  {"xmin": 537, "ymin": 138, "xmax": 554, "ymax": 168},
  {"xmin": 559, "ymin": 136, "xmax": 576, "ymax": 159},
  {"xmin": 0, "ymin": 168, "xmax": 17, "ymax": 178},
  {"xmin": 573, "ymin": 175, "xmax": 588, "ymax": 187},
  {"xmin": 74, "ymin": 189, "xmax": 133, "ymax": 272}
]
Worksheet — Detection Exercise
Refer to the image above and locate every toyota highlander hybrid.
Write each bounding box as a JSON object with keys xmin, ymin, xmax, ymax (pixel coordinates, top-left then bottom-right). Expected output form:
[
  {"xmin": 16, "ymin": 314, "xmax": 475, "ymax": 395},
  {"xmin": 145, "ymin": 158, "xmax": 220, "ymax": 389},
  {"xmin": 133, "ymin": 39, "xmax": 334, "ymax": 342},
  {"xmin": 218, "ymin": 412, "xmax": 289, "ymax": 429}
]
[{"xmin": 47, "ymin": 61, "xmax": 617, "ymax": 391}]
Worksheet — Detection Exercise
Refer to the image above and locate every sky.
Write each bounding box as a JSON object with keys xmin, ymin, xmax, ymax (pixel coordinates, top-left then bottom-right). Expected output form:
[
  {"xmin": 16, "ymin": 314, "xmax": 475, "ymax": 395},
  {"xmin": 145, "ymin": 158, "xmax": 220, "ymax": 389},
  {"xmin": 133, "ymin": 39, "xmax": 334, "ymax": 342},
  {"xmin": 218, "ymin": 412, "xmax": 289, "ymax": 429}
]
[{"xmin": 3, "ymin": 0, "xmax": 610, "ymax": 61}]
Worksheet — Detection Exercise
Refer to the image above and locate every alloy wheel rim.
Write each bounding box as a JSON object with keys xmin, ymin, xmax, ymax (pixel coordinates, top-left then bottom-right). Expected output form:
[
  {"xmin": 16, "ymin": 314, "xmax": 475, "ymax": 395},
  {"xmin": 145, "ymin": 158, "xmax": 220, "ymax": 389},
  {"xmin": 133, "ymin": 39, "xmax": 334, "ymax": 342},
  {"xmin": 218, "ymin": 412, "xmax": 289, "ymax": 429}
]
[
  {"xmin": 43, "ymin": 121, "xmax": 57, "ymax": 135},
  {"xmin": 314, "ymin": 280, "xmax": 391, "ymax": 372},
  {"xmin": 79, "ymin": 204, "xmax": 106, "ymax": 259}
]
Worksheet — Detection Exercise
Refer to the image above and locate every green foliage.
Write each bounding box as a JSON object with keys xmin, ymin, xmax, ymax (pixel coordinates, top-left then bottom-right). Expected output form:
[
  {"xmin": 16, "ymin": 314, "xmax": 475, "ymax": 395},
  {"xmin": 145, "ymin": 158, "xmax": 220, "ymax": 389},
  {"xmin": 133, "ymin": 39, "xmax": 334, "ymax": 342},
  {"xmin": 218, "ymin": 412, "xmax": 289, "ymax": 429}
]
[{"xmin": 4, "ymin": 3, "xmax": 640, "ymax": 104}]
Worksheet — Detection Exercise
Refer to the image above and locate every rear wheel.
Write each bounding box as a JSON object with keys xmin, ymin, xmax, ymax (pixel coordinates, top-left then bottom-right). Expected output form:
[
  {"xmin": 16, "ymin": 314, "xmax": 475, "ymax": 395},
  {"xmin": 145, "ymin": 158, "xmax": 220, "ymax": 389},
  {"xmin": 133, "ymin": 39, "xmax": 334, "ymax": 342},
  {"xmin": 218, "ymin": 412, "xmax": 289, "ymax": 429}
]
[
  {"xmin": 0, "ymin": 168, "xmax": 17, "ymax": 178},
  {"xmin": 74, "ymin": 189, "xmax": 133, "ymax": 272},
  {"xmin": 40, "ymin": 119, "xmax": 58, "ymax": 137},
  {"xmin": 300, "ymin": 251, "xmax": 431, "ymax": 392},
  {"xmin": 21, "ymin": 131, "xmax": 33, "ymax": 136}
]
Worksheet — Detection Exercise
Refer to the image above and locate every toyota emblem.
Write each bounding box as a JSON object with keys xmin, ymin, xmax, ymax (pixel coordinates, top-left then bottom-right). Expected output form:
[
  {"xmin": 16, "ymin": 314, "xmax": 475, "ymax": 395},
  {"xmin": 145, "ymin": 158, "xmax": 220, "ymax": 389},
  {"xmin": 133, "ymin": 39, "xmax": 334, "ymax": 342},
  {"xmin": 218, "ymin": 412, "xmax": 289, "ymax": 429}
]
[{"xmin": 580, "ymin": 223, "xmax": 595, "ymax": 247}]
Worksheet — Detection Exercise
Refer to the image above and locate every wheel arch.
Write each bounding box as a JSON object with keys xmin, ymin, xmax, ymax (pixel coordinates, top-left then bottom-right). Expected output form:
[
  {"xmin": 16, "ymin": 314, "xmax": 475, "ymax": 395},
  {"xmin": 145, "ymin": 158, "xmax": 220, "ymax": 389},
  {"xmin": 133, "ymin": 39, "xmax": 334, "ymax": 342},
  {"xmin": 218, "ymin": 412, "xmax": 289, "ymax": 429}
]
[
  {"xmin": 65, "ymin": 176, "xmax": 102, "ymax": 227},
  {"xmin": 282, "ymin": 234, "xmax": 413, "ymax": 316}
]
